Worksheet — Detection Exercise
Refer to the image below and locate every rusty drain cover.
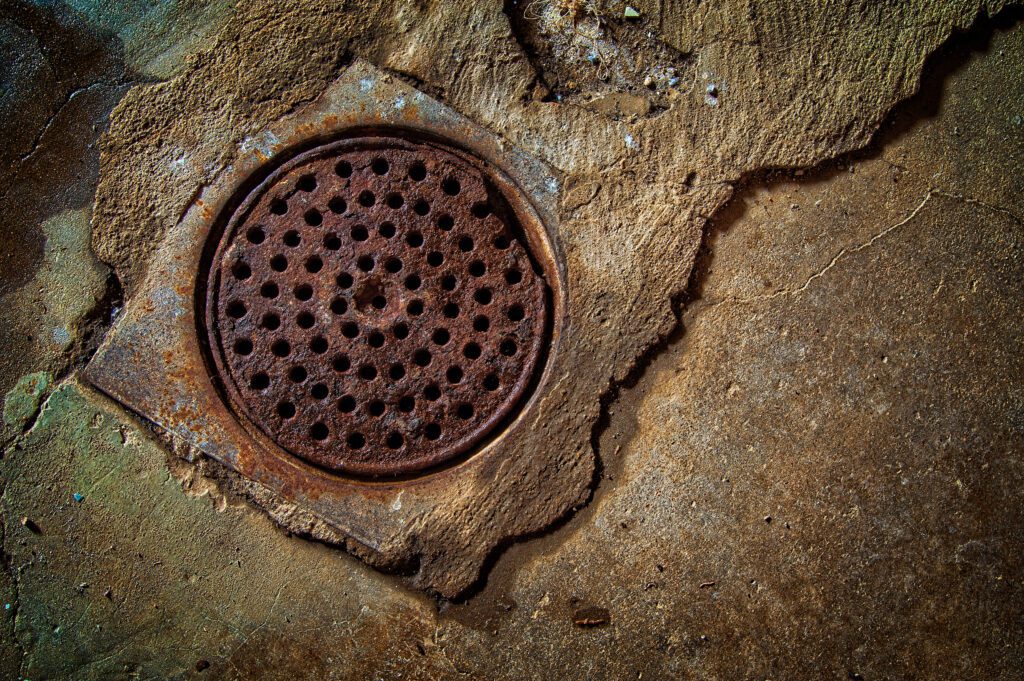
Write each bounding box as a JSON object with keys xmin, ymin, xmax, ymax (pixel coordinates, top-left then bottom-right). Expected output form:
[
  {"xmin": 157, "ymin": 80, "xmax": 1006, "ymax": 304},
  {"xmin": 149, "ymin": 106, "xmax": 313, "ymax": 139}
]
[{"xmin": 201, "ymin": 134, "xmax": 550, "ymax": 477}]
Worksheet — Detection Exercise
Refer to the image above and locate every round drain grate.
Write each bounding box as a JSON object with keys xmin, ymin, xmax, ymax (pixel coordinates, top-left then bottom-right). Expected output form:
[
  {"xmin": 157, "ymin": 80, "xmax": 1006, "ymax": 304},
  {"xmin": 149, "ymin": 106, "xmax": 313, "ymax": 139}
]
[{"xmin": 203, "ymin": 134, "xmax": 549, "ymax": 477}]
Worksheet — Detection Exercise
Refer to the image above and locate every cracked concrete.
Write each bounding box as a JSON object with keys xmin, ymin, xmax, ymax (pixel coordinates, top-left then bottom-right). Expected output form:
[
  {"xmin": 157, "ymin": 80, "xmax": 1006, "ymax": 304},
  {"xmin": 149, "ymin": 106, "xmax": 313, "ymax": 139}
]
[{"xmin": 0, "ymin": 0, "xmax": 1022, "ymax": 678}]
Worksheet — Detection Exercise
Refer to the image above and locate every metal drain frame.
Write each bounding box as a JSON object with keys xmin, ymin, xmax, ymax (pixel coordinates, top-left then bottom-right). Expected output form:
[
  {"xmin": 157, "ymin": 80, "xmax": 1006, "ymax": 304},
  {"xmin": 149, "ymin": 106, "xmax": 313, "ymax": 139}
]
[{"xmin": 84, "ymin": 62, "xmax": 565, "ymax": 574}]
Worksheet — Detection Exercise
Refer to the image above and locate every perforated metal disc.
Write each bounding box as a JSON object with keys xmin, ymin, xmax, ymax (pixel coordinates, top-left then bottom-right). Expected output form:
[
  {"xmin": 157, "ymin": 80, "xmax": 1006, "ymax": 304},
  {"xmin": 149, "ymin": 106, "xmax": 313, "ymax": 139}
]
[{"xmin": 203, "ymin": 135, "xmax": 549, "ymax": 477}]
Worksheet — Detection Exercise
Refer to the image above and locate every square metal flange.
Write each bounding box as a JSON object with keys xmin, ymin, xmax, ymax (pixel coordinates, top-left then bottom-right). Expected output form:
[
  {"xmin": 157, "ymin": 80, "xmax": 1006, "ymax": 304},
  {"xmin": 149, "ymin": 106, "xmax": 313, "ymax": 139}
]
[{"xmin": 84, "ymin": 61, "xmax": 571, "ymax": 597}]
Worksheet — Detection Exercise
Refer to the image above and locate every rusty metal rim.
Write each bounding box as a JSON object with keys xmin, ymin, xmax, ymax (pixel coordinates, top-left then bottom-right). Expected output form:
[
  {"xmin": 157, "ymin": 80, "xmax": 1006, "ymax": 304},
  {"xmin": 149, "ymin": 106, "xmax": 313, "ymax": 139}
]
[{"xmin": 197, "ymin": 129, "xmax": 557, "ymax": 480}]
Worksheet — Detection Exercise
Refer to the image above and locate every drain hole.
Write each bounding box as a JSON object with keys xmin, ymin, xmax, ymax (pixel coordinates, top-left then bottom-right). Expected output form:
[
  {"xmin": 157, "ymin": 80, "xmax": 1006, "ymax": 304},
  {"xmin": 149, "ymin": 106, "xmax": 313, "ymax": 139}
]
[
  {"xmin": 283, "ymin": 230, "xmax": 301, "ymax": 247},
  {"xmin": 338, "ymin": 395, "xmax": 356, "ymax": 412},
  {"xmin": 305, "ymin": 256, "xmax": 323, "ymax": 273},
  {"xmin": 232, "ymin": 262, "xmax": 252, "ymax": 280},
  {"xmin": 310, "ymin": 336, "xmax": 328, "ymax": 354},
  {"xmin": 294, "ymin": 284, "xmax": 313, "ymax": 301},
  {"xmin": 368, "ymin": 400, "xmax": 385, "ymax": 416},
  {"xmin": 289, "ymin": 366, "xmax": 307, "ymax": 382},
  {"xmin": 234, "ymin": 339, "xmax": 253, "ymax": 355},
  {"xmin": 463, "ymin": 342, "xmax": 481, "ymax": 360},
  {"xmin": 311, "ymin": 383, "xmax": 329, "ymax": 400},
  {"xmin": 260, "ymin": 282, "xmax": 279, "ymax": 299},
  {"xmin": 262, "ymin": 313, "xmax": 281, "ymax": 330},
  {"xmin": 413, "ymin": 200, "xmax": 430, "ymax": 216},
  {"xmin": 304, "ymin": 209, "xmax": 322, "ymax": 226},
  {"xmin": 432, "ymin": 328, "xmax": 450, "ymax": 345},
  {"xmin": 407, "ymin": 300, "xmax": 424, "ymax": 316},
  {"xmin": 359, "ymin": 364, "xmax": 378, "ymax": 380},
  {"xmin": 310, "ymin": 422, "xmax": 329, "ymax": 440},
  {"xmin": 358, "ymin": 190, "xmax": 375, "ymax": 207},
  {"xmin": 351, "ymin": 225, "xmax": 369, "ymax": 241},
  {"xmin": 324, "ymin": 234, "xmax": 341, "ymax": 250},
  {"xmin": 296, "ymin": 311, "xmax": 315, "ymax": 329},
  {"xmin": 443, "ymin": 303, "xmax": 460, "ymax": 318},
  {"xmin": 442, "ymin": 177, "xmax": 461, "ymax": 195},
  {"xmin": 441, "ymin": 275, "xmax": 457, "ymax": 291},
  {"xmin": 456, "ymin": 403, "xmax": 474, "ymax": 420},
  {"xmin": 297, "ymin": 174, "xmax": 317, "ymax": 192},
  {"xmin": 269, "ymin": 200, "xmax": 287, "ymax": 215},
  {"xmin": 247, "ymin": 227, "xmax": 266, "ymax": 244},
  {"xmin": 357, "ymin": 255, "xmax": 374, "ymax": 272},
  {"xmin": 386, "ymin": 432, "xmax": 404, "ymax": 449},
  {"xmin": 328, "ymin": 197, "xmax": 347, "ymax": 214},
  {"xmin": 424, "ymin": 384, "xmax": 441, "ymax": 401},
  {"xmin": 384, "ymin": 258, "xmax": 403, "ymax": 273},
  {"xmin": 368, "ymin": 330, "xmax": 385, "ymax": 347},
  {"xmin": 469, "ymin": 261, "xmax": 486, "ymax": 277},
  {"xmin": 508, "ymin": 304, "xmax": 525, "ymax": 321},
  {"xmin": 250, "ymin": 373, "xmax": 270, "ymax": 390},
  {"xmin": 389, "ymin": 363, "xmax": 406, "ymax": 380},
  {"xmin": 424, "ymin": 423, "xmax": 441, "ymax": 440},
  {"xmin": 413, "ymin": 349, "xmax": 432, "ymax": 367},
  {"xmin": 393, "ymin": 322, "xmax": 410, "ymax": 339},
  {"xmin": 379, "ymin": 222, "xmax": 396, "ymax": 238},
  {"xmin": 506, "ymin": 268, "xmax": 522, "ymax": 284},
  {"xmin": 333, "ymin": 355, "xmax": 350, "ymax": 372},
  {"xmin": 347, "ymin": 432, "xmax": 366, "ymax": 449},
  {"xmin": 335, "ymin": 160, "xmax": 352, "ymax": 177},
  {"xmin": 406, "ymin": 231, "xmax": 424, "ymax": 247},
  {"xmin": 500, "ymin": 339, "xmax": 518, "ymax": 356},
  {"xmin": 341, "ymin": 322, "xmax": 359, "ymax": 338},
  {"xmin": 337, "ymin": 272, "xmax": 353, "ymax": 289},
  {"xmin": 494, "ymin": 234, "xmax": 510, "ymax": 250},
  {"xmin": 483, "ymin": 373, "xmax": 499, "ymax": 391},
  {"xmin": 458, "ymin": 236, "xmax": 474, "ymax": 252},
  {"xmin": 386, "ymin": 193, "xmax": 404, "ymax": 209},
  {"xmin": 398, "ymin": 395, "xmax": 415, "ymax": 412},
  {"xmin": 278, "ymin": 401, "xmax": 296, "ymax": 418},
  {"xmin": 371, "ymin": 296, "xmax": 387, "ymax": 310},
  {"xmin": 471, "ymin": 202, "xmax": 491, "ymax": 218},
  {"xmin": 473, "ymin": 315, "xmax": 489, "ymax": 332},
  {"xmin": 474, "ymin": 288, "xmax": 492, "ymax": 305},
  {"xmin": 371, "ymin": 158, "xmax": 389, "ymax": 175},
  {"xmin": 330, "ymin": 297, "xmax": 348, "ymax": 314},
  {"xmin": 409, "ymin": 161, "xmax": 427, "ymax": 182},
  {"xmin": 227, "ymin": 301, "xmax": 247, "ymax": 318},
  {"xmin": 437, "ymin": 215, "xmax": 454, "ymax": 231},
  {"xmin": 270, "ymin": 254, "xmax": 288, "ymax": 272},
  {"xmin": 427, "ymin": 251, "xmax": 444, "ymax": 267},
  {"xmin": 404, "ymin": 274, "xmax": 422, "ymax": 290},
  {"xmin": 446, "ymin": 366, "xmax": 464, "ymax": 384}
]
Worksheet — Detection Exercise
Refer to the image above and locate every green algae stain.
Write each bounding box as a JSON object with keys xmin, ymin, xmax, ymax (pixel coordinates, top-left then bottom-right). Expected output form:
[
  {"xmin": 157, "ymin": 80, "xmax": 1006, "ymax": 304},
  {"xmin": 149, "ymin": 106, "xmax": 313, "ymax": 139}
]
[{"xmin": 2, "ymin": 371, "xmax": 52, "ymax": 431}]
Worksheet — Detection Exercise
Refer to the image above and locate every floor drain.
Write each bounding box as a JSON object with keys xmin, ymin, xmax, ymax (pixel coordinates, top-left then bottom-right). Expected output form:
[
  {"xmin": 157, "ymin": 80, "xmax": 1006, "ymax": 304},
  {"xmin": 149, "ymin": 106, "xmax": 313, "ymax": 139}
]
[{"xmin": 202, "ymin": 134, "xmax": 549, "ymax": 477}]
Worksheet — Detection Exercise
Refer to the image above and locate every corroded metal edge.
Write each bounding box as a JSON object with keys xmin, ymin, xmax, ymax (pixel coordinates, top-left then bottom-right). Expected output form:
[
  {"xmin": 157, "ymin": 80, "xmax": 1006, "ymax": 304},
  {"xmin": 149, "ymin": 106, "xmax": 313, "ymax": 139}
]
[{"xmin": 83, "ymin": 61, "xmax": 566, "ymax": 569}]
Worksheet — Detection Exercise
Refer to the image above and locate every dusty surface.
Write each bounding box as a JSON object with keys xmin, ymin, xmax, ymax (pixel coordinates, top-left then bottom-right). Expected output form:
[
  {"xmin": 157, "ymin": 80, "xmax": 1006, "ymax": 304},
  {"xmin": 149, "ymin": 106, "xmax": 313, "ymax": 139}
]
[{"xmin": 0, "ymin": 0, "xmax": 1022, "ymax": 678}]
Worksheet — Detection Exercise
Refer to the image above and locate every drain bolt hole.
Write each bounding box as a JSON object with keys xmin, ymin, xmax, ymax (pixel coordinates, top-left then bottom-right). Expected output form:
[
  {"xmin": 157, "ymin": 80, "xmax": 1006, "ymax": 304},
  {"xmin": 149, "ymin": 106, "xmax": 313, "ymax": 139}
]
[
  {"xmin": 297, "ymin": 174, "xmax": 317, "ymax": 192},
  {"xmin": 296, "ymin": 312, "xmax": 315, "ymax": 329},
  {"xmin": 289, "ymin": 366, "xmax": 307, "ymax": 383},
  {"xmin": 371, "ymin": 295, "xmax": 387, "ymax": 310},
  {"xmin": 310, "ymin": 422, "xmax": 329, "ymax": 440},
  {"xmin": 494, "ymin": 234, "xmax": 510, "ymax": 249},
  {"xmin": 424, "ymin": 384, "xmax": 441, "ymax": 401},
  {"xmin": 458, "ymin": 236, "xmax": 474, "ymax": 252},
  {"xmin": 357, "ymin": 255, "xmax": 375, "ymax": 272},
  {"xmin": 407, "ymin": 300, "xmax": 424, "ymax": 316},
  {"xmin": 305, "ymin": 255, "xmax": 323, "ymax": 273},
  {"xmin": 341, "ymin": 322, "xmax": 359, "ymax": 338},
  {"xmin": 358, "ymin": 190, "xmax": 375, "ymax": 207},
  {"xmin": 337, "ymin": 272, "xmax": 353, "ymax": 288},
  {"xmin": 500, "ymin": 339, "xmax": 518, "ymax": 356},
  {"xmin": 368, "ymin": 400, "xmax": 385, "ymax": 416},
  {"xmin": 310, "ymin": 336, "xmax": 328, "ymax": 354},
  {"xmin": 441, "ymin": 275, "xmax": 457, "ymax": 291},
  {"xmin": 247, "ymin": 227, "xmax": 266, "ymax": 244},
  {"xmin": 250, "ymin": 373, "xmax": 270, "ymax": 390},
  {"xmin": 508, "ymin": 304, "xmax": 525, "ymax": 322},
  {"xmin": 232, "ymin": 262, "xmax": 252, "ymax": 280},
  {"xmin": 384, "ymin": 257, "xmax": 403, "ymax": 273},
  {"xmin": 359, "ymin": 364, "xmax": 378, "ymax": 381},
  {"xmin": 443, "ymin": 303, "xmax": 460, "ymax": 319},
  {"xmin": 328, "ymin": 197, "xmax": 347, "ymax": 214},
  {"xmin": 463, "ymin": 342, "xmax": 481, "ymax": 360},
  {"xmin": 259, "ymin": 281, "xmax": 279, "ymax": 298},
  {"xmin": 294, "ymin": 284, "xmax": 313, "ymax": 301},
  {"xmin": 335, "ymin": 160, "xmax": 352, "ymax": 178},
  {"xmin": 432, "ymin": 328, "xmax": 450, "ymax": 346},
  {"xmin": 427, "ymin": 251, "xmax": 444, "ymax": 267},
  {"xmin": 278, "ymin": 401, "xmax": 296, "ymax": 419},
  {"xmin": 446, "ymin": 366, "xmax": 464, "ymax": 384},
  {"xmin": 347, "ymin": 432, "xmax": 366, "ymax": 449},
  {"xmin": 234, "ymin": 339, "xmax": 254, "ymax": 356},
  {"xmin": 271, "ymin": 340, "xmax": 290, "ymax": 357},
  {"xmin": 456, "ymin": 403, "xmax": 474, "ymax": 420},
  {"xmin": 406, "ymin": 231, "xmax": 424, "ymax": 248},
  {"xmin": 368, "ymin": 330, "xmax": 385, "ymax": 347},
  {"xmin": 437, "ymin": 215, "xmax": 454, "ymax": 231},
  {"xmin": 338, "ymin": 395, "xmax": 356, "ymax": 412},
  {"xmin": 424, "ymin": 423, "xmax": 442, "ymax": 440},
  {"xmin": 393, "ymin": 322, "xmax": 410, "ymax": 339},
  {"xmin": 442, "ymin": 177, "xmax": 461, "ymax": 196},
  {"xmin": 409, "ymin": 161, "xmax": 427, "ymax": 182},
  {"xmin": 404, "ymin": 274, "xmax": 422, "ymax": 290},
  {"xmin": 262, "ymin": 313, "xmax": 281, "ymax": 330},
  {"xmin": 351, "ymin": 225, "xmax": 369, "ymax": 241},
  {"xmin": 270, "ymin": 255, "xmax": 288, "ymax": 272},
  {"xmin": 398, "ymin": 395, "xmax": 415, "ymax": 413},
  {"xmin": 283, "ymin": 230, "xmax": 301, "ymax": 247},
  {"xmin": 474, "ymin": 288, "xmax": 492, "ymax": 305},
  {"xmin": 471, "ymin": 202, "xmax": 491, "ymax": 218},
  {"xmin": 371, "ymin": 158, "xmax": 389, "ymax": 175},
  {"xmin": 330, "ymin": 297, "xmax": 348, "ymax": 315},
  {"xmin": 227, "ymin": 301, "xmax": 247, "ymax": 318},
  {"xmin": 413, "ymin": 200, "xmax": 430, "ymax": 216},
  {"xmin": 311, "ymin": 383, "xmax": 329, "ymax": 400},
  {"xmin": 483, "ymin": 373, "xmax": 499, "ymax": 391},
  {"xmin": 506, "ymin": 268, "xmax": 522, "ymax": 284},
  {"xmin": 473, "ymin": 315, "xmax": 490, "ymax": 332},
  {"xmin": 332, "ymin": 355, "xmax": 350, "ymax": 372},
  {"xmin": 389, "ymin": 363, "xmax": 406, "ymax": 381},
  {"xmin": 386, "ymin": 193, "xmax": 404, "ymax": 209},
  {"xmin": 304, "ymin": 209, "xmax": 322, "ymax": 226},
  {"xmin": 379, "ymin": 222, "xmax": 396, "ymax": 238},
  {"xmin": 269, "ymin": 200, "xmax": 287, "ymax": 216},
  {"xmin": 386, "ymin": 432, "xmax": 404, "ymax": 449},
  {"xmin": 468, "ymin": 261, "xmax": 486, "ymax": 277},
  {"xmin": 413, "ymin": 349, "xmax": 432, "ymax": 367}
]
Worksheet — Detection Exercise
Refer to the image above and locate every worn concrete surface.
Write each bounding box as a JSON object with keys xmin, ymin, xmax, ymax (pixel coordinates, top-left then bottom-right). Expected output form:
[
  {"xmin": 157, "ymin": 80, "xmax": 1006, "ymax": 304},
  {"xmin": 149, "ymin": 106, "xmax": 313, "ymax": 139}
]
[{"xmin": 1, "ymin": 0, "xmax": 1022, "ymax": 678}]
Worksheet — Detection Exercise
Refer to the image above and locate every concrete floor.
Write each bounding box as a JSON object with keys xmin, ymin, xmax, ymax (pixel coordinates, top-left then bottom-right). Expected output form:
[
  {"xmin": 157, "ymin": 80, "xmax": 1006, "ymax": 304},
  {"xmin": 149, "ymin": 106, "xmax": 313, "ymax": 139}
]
[{"xmin": 1, "ymin": 2, "xmax": 1022, "ymax": 679}]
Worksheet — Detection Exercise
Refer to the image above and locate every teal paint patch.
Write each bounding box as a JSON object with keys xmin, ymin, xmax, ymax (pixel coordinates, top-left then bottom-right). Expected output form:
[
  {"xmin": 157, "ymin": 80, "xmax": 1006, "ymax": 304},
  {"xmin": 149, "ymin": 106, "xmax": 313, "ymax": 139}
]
[{"xmin": 2, "ymin": 371, "xmax": 52, "ymax": 431}]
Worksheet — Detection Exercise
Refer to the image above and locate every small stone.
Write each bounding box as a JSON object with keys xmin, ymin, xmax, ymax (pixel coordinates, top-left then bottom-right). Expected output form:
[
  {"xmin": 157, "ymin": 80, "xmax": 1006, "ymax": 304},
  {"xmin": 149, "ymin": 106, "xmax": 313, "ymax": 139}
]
[
  {"xmin": 20, "ymin": 516, "xmax": 41, "ymax": 534},
  {"xmin": 624, "ymin": 6, "xmax": 641, "ymax": 19},
  {"xmin": 573, "ymin": 606, "xmax": 610, "ymax": 627},
  {"xmin": 764, "ymin": 515, "xmax": 772, "ymax": 523}
]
